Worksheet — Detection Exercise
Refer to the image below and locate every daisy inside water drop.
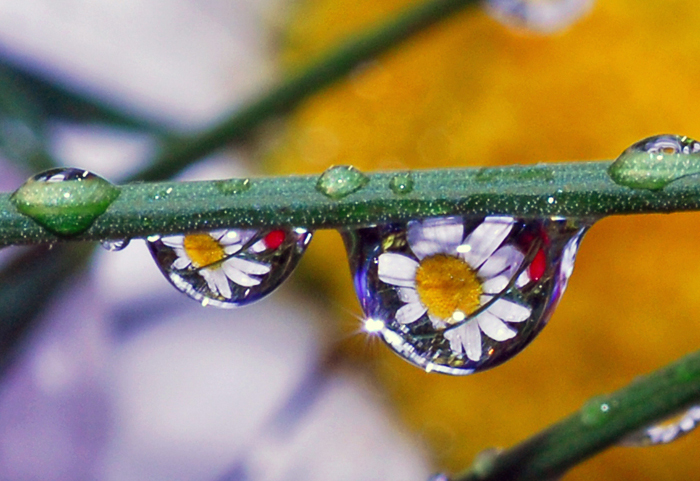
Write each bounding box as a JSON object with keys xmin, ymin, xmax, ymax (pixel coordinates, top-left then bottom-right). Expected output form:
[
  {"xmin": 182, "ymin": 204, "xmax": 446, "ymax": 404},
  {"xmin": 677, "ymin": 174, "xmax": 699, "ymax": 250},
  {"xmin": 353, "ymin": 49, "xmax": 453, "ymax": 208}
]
[
  {"xmin": 148, "ymin": 227, "xmax": 312, "ymax": 307},
  {"xmin": 344, "ymin": 215, "xmax": 591, "ymax": 375}
]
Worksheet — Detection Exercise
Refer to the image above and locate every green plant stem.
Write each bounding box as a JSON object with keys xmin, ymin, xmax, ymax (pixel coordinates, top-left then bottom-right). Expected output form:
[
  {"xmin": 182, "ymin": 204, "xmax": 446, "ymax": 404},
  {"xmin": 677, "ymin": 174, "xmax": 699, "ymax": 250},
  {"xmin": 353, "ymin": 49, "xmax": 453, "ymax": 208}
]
[
  {"xmin": 453, "ymin": 348, "xmax": 700, "ymax": 481},
  {"xmin": 133, "ymin": 0, "xmax": 481, "ymax": 182},
  {"xmin": 3, "ymin": 161, "xmax": 700, "ymax": 245},
  {"xmin": 0, "ymin": 57, "xmax": 171, "ymax": 135}
]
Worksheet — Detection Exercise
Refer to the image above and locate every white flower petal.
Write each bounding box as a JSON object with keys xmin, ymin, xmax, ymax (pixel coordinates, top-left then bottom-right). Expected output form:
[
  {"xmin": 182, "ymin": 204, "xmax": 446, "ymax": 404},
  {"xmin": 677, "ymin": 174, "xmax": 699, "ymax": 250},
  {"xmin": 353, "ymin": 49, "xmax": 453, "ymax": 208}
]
[
  {"xmin": 200, "ymin": 269, "xmax": 220, "ymax": 295},
  {"xmin": 428, "ymin": 312, "xmax": 447, "ymax": 329},
  {"xmin": 482, "ymin": 274, "xmax": 510, "ymax": 294},
  {"xmin": 225, "ymin": 256, "xmax": 271, "ymax": 276},
  {"xmin": 516, "ymin": 270, "xmax": 531, "ymax": 287},
  {"xmin": 210, "ymin": 269, "xmax": 232, "ymax": 299},
  {"xmin": 250, "ymin": 239, "xmax": 267, "ymax": 253},
  {"xmin": 224, "ymin": 244, "xmax": 243, "ymax": 255},
  {"xmin": 460, "ymin": 216, "xmax": 515, "ymax": 268},
  {"xmin": 398, "ymin": 287, "xmax": 420, "ymax": 304},
  {"xmin": 407, "ymin": 217, "xmax": 464, "ymax": 259},
  {"xmin": 219, "ymin": 229, "xmax": 256, "ymax": 246},
  {"xmin": 378, "ymin": 253, "xmax": 419, "ymax": 288},
  {"xmin": 172, "ymin": 256, "xmax": 191, "ymax": 270},
  {"xmin": 477, "ymin": 244, "xmax": 524, "ymax": 279},
  {"xmin": 395, "ymin": 302, "xmax": 426, "ymax": 324},
  {"xmin": 483, "ymin": 296, "xmax": 531, "ymax": 323},
  {"xmin": 222, "ymin": 263, "xmax": 261, "ymax": 287},
  {"xmin": 161, "ymin": 235, "xmax": 185, "ymax": 248},
  {"xmin": 477, "ymin": 311, "xmax": 517, "ymax": 341},
  {"xmin": 463, "ymin": 321, "xmax": 483, "ymax": 361}
]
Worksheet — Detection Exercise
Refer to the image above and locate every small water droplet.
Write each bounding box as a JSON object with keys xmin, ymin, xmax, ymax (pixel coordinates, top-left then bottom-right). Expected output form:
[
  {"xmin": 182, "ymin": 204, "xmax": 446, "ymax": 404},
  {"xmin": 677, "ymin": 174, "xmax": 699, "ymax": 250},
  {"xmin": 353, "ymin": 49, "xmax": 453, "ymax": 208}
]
[
  {"xmin": 215, "ymin": 178, "xmax": 251, "ymax": 195},
  {"xmin": 621, "ymin": 405, "xmax": 700, "ymax": 446},
  {"xmin": 608, "ymin": 134, "xmax": 700, "ymax": 190},
  {"xmin": 100, "ymin": 239, "xmax": 130, "ymax": 251},
  {"xmin": 389, "ymin": 172, "xmax": 414, "ymax": 195},
  {"xmin": 11, "ymin": 168, "xmax": 120, "ymax": 236},
  {"xmin": 316, "ymin": 165, "xmax": 369, "ymax": 200},
  {"xmin": 342, "ymin": 215, "xmax": 591, "ymax": 374},
  {"xmin": 148, "ymin": 227, "xmax": 313, "ymax": 308},
  {"xmin": 485, "ymin": 0, "xmax": 593, "ymax": 34},
  {"xmin": 580, "ymin": 395, "xmax": 619, "ymax": 426}
]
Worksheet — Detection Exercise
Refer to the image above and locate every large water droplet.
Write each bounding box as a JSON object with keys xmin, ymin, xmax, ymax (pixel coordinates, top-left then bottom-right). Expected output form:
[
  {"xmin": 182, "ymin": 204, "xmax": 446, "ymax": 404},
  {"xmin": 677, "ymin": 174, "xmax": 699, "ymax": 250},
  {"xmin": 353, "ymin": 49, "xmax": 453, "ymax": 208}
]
[
  {"xmin": 343, "ymin": 215, "xmax": 591, "ymax": 375},
  {"xmin": 620, "ymin": 405, "xmax": 700, "ymax": 446},
  {"xmin": 11, "ymin": 168, "xmax": 120, "ymax": 236},
  {"xmin": 608, "ymin": 134, "xmax": 700, "ymax": 190},
  {"xmin": 389, "ymin": 172, "xmax": 414, "ymax": 195},
  {"xmin": 316, "ymin": 165, "xmax": 369, "ymax": 200},
  {"xmin": 485, "ymin": 0, "xmax": 593, "ymax": 33},
  {"xmin": 148, "ymin": 227, "xmax": 313, "ymax": 308}
]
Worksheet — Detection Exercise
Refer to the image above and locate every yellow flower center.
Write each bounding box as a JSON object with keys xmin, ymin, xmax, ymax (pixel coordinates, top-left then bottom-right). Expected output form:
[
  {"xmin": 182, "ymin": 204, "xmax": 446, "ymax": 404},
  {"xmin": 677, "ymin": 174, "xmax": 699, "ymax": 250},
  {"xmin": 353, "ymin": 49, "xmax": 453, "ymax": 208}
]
[
  {"xmin": 414, "ymin": 254, "xmax": 482, "ymax": 322},
  {"xmin": 183, "ymin": 234, "xmax": 226, "ymax": 269}
]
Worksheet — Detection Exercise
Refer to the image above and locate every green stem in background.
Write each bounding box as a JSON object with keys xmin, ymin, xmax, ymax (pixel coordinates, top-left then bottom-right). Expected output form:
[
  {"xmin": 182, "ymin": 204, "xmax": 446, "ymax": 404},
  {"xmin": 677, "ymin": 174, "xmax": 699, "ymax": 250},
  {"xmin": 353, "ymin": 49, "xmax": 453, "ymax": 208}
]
[
  {"xmin": 0, "ymin": 57, "xmax": 172, "ymax": 135},
  {"xmin": 3, "ymin": 161, "xmax": 700, "ymax": 245},
  {"xmin": 454, "ymin": 348, "xmax": 700, "ymax": 481},
  {"xmin": 133, "ymin": 0, "xmax": 481, "ymax": 182}
]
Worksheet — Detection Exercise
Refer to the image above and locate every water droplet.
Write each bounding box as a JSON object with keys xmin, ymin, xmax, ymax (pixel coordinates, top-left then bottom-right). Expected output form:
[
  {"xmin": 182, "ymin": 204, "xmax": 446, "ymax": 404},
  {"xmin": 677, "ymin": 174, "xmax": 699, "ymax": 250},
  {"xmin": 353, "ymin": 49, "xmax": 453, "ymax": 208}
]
[
  {"xmin": 608, "ymin": 134, "xmax": 700, "ymax": 190},
  {"xmin": 316, "ymin": 165, "xmax": 369, "ymax": 200},
  {"xmin": 580, "ymin": 395, "xmax": 619, "ymax": 426},
  {"xmin": 11, "ymin": 168, "xmax": 120, "ymax": 236},
  {"xmin": 215, "ymin": 178, "xmax": 251, "ymax": 195},
  {"xmin": 343, "ymin": 215, "xmax": 591, "ymax": 375},
  {"xmin": 485, "ymin": 0, "xmax": 593, "ymax": 34},
  {"xmin": 101, "ymin": 239, "xmax": 130, "ymax": 251},
  {"xmin": 389, "ymin": 172, "xmax": 414, "ymax": 195},
  {"xmin": 620, "ymin": 405, "xmax": 700, "ymax": 446},
  {"xmin": 148, "ymin": 227, "xmax": 313, "ymax": 308}
]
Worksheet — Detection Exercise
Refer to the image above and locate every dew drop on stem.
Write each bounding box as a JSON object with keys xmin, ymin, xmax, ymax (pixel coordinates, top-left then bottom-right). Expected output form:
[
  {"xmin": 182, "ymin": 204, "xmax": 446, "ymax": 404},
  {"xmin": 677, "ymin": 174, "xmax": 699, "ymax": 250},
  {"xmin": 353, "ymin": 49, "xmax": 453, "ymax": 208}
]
[
  {"xmin": 10, "ymin": 167, "xmax": 120, "ymax": 236},
  {"xmin": 343, "ymin": 215, "xmax": 592, "ymax": 375},
  {"xmin": 316, "ymin": 165, "xmax": 369, "ymax": 200},
  {"xmin": 389, "ymin": 172, "xmax": 414, "ymax": 195},
  {"xmin": 620, "ymin": 405, "xmax": 700, "ymax": 447},
  {"xmin": 608, "ymin": 134, "xmax": 700, "ymax": 190},
  {"xmin": 148, "ymin": 227, "xmax": 313, "ymax": 308}
]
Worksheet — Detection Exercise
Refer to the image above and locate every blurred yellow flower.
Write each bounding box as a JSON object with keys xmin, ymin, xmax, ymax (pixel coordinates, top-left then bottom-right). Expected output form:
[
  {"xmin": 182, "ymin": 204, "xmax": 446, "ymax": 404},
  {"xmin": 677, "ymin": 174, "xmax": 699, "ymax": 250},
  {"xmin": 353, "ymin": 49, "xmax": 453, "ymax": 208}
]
[{"xmin": 265, "ymin": 0, "xmax": 700, "ymax": 478}]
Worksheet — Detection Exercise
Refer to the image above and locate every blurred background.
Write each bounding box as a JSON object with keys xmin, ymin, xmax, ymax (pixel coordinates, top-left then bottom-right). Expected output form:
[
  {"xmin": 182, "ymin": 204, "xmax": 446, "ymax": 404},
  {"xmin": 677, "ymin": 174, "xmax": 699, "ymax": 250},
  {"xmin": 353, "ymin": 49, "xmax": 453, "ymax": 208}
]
[{"xmin": 0, "ymin": 0, "xmax": 699, "ymax": 480}]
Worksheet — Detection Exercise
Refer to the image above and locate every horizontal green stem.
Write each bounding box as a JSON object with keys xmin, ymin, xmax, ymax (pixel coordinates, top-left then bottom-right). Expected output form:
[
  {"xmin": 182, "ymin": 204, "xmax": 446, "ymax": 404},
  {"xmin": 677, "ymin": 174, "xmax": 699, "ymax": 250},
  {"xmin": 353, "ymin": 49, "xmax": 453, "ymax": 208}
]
[
  {"xmin": 454, "ymin": 348, "xmax": 700, "ymax": 481},
  {"xmin": 133, "ymin": 0, "xmax": 480, "ymax": 182},
  {"xmin": 3, "ymin": 161, "xmax": 700, "ymax": 245}
]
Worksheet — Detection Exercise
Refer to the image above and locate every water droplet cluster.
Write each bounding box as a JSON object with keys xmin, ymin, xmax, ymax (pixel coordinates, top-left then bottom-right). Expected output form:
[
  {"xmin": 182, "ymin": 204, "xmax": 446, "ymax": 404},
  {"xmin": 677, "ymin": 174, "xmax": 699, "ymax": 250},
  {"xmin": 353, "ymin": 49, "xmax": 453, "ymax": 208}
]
[
  {"xmin": 344, "ymin": 215, "xmax": 590, "ymax": 375},
  {"xmin": 621, "ymin": 406, "xmax": 700, "ymax": 446},
  {"xmin": 148, "ymin": 227, "xmax": 312, "ymax": 308},
  {"xmin": 609, "ymin": 134, "xmax": 700, "ymax": 190},
  {"xmin": 11, "ymin": 168, "xmax": 120, "ymax": 236}
]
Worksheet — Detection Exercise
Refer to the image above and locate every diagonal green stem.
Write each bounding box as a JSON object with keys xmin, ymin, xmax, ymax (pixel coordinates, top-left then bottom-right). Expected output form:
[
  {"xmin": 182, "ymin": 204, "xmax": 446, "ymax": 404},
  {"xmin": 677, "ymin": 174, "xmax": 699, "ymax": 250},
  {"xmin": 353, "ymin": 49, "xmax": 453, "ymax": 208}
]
[
  {"xmin": 132, "ymin": 0, "xmax": 481, "ymax": 182},
  {"xmin": 453, "ymin": 348, "xmax": 700, "ymax": 481}
]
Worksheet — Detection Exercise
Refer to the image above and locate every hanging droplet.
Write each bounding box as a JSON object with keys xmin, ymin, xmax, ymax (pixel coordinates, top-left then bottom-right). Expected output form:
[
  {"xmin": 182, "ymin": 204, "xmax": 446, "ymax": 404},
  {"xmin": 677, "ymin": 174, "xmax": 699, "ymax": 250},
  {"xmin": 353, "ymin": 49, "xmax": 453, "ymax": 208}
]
[
  {"xmin": 343, "ymin": 215, "xmax": 592, "ymax": 375},
  {"xmin": 10, "ymin": 168, "xmax": 120, "ymax": 236},
  {"xmin": 485, "ymin": 0, "xmax": 593, "ymax": 33},
  {"xmin": 100, "ymin": 239, "xmax": 131, "ymax": 251},
  {"xmin": 608, "ymin": 134, "xmax": 700, "ymax": 190},
  {"xmin": 148, "ymin": 226, "xmax": 313, "ymax": 308},
  {"xmin": 389, "ymin": 172, "xmax": 414, "ymax": 195},
  {"xmin": 316, "ymin": 165, "xmax": 369, "ymax": 200},
  {"xmin": 620, "ymin": 405, "xmax": 700, "ymax": 446}
]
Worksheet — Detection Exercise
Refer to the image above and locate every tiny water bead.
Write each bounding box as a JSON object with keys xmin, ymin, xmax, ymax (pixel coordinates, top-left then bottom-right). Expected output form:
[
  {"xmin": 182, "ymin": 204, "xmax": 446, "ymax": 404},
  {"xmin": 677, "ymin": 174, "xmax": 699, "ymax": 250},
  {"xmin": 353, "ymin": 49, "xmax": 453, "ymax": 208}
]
[
  {"xmin": 485, "ymin": 0, "xmax": 593, "ymax": 34},
  {"xmin": 621, "ymin": 406, "xmax": 700, "ymax": 447},
  {"xmin": 100, "ymin": 239, "xmax": 130, "ymax": 252},
  {"xmin": 10, "ymin": 168, "xmax": 120, "ymax": 236},
  {"xmin": 389, "ymin": 172, "xmax": 414, "ymax": 195},
  {"xmin": 608, "ymin": 134, "xmax": 700, "ymax": 190},
  {"xmin": 344, "ymin": 215, "xmax": 591, "ymax": 375},
  {"xmin": 316, "ymin": 165, "xmax": 369, "ymax": 200},
  {"xmin": 148, "ymin": 226, "xmax": 312, "ymax": 308}
]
